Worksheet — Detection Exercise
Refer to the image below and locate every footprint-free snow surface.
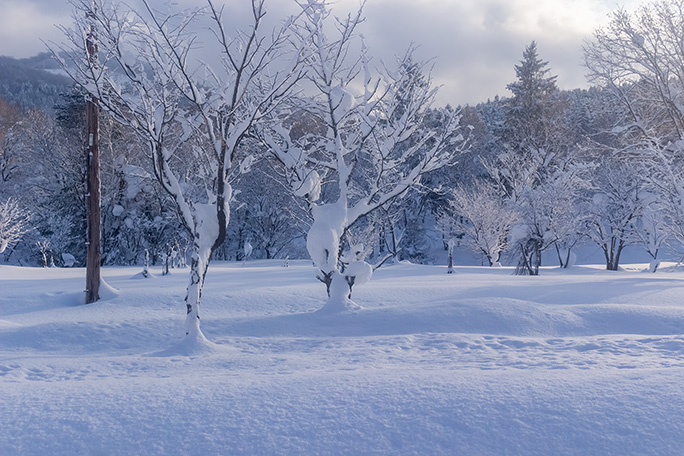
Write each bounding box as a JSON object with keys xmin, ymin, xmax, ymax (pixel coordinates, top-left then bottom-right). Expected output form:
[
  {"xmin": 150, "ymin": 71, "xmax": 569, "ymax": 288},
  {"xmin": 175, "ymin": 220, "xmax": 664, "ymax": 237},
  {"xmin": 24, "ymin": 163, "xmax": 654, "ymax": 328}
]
[{"xmin": 2, "ymin": 260, "xmax": 684, "ymax": 455}]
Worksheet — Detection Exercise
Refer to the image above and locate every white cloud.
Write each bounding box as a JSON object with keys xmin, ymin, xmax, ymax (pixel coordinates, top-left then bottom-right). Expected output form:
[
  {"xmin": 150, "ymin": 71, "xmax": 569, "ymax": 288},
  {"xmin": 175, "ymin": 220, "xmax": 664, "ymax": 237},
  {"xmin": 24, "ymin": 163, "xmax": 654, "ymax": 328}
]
[
  {"xmin": 342, "ymin": 0, "xmax": 645, "ymax": 105},
  {"xmin": 0, "ymin": 0, "xmax": 645, "ymax": 105},
  {"xmin": 0, "ymin": 1, "xmax": 71, "ymax": 58}
]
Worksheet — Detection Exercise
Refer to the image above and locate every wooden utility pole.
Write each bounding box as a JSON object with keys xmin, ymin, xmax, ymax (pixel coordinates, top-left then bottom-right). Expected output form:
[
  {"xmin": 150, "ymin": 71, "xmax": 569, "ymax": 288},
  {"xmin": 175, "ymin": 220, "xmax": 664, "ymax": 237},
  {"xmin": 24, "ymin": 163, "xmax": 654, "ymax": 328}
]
[{"xmin": 85, "ymin": 16, "xmax": 101, "ymax": 304}]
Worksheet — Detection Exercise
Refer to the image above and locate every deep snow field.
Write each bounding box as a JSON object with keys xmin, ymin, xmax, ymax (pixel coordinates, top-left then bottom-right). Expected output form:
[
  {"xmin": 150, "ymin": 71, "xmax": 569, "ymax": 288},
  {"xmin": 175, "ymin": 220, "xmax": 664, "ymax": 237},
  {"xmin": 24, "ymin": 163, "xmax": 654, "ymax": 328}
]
[{"xmin": 2, "ymin": 258, "xmax": 684, "ymax": 455}]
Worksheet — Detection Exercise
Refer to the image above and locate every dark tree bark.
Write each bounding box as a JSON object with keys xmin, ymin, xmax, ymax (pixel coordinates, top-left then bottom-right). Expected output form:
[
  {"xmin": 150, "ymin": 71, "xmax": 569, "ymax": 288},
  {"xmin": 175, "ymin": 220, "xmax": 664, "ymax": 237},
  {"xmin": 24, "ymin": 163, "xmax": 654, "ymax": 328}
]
[
  {"xmin": 85, "ymin": 23, "xmax": 101, "ymax": 304},
  {"xmin": 515, "ymin": 238, "xmax": 541, "ymax": 276}
]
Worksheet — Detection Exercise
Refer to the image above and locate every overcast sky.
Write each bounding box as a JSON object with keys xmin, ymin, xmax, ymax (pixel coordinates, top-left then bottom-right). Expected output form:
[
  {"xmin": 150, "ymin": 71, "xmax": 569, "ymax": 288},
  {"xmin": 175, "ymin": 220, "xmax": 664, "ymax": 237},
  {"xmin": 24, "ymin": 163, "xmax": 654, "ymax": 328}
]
[{"xmin": 0, "ymin": 0, "xmax": 641, "ymax": 106}]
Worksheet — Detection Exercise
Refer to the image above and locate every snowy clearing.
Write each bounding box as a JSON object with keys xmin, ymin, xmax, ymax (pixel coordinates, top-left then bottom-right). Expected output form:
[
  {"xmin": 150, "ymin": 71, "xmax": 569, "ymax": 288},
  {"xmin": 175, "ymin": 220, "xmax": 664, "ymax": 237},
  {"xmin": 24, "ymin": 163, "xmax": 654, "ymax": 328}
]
[{"xmin": 2, "ymin": 260, "xmax": 684, "ymax": 455}]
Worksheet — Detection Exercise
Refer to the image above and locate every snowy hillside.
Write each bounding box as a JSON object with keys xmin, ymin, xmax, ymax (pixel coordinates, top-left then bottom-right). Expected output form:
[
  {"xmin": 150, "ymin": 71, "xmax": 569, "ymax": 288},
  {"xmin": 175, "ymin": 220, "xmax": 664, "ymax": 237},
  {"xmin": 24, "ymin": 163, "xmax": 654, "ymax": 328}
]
[
  {"xmin": 2, "ymin": 261, "xmax": 684, "ymax": 455},
  {"xmin": 0, "ymin": 53, "xmax": 72, "ymax": 112}
]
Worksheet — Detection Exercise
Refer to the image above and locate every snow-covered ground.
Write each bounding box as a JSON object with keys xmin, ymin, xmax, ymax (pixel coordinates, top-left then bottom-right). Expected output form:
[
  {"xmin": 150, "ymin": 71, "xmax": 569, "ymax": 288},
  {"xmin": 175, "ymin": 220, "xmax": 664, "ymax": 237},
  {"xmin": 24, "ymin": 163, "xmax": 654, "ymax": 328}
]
[{"xmin": 2, "ymin": 260, "xmax": 684, "ymax": 455}]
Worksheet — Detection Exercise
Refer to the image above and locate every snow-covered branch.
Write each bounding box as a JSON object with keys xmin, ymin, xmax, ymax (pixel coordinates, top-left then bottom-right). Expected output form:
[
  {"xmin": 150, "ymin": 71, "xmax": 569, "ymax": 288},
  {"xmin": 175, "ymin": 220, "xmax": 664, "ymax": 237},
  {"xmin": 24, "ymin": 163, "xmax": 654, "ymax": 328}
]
[
  {"xmin": 0, "ymin": 198, "xmax": 31, "ymax": 255},
  {"xmin": 54, "ymin": 0, "xmax": 307, "ymax": 342},
  {"xmin": 263, "ymin": 4, "xmax": 467, "ymax": 311}
]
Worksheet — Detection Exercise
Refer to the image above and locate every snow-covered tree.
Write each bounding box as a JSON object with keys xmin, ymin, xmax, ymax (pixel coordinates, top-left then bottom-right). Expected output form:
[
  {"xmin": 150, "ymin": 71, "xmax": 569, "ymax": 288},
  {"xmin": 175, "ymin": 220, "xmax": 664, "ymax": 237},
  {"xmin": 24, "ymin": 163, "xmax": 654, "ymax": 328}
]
[
  {"xmin": 513, "ymin": 166, "xmax": 585, "ymax": 274},
  {"xmin": 585, "ymin": 1, "xmax": 684, "ymax": 143},
  {"xmin": 585, "ymin": 0, "xmax": 684, "ymax": 257},
  {"xmin": 264, "ymin": 4, "xmax": 466, "ymax": 311},
  {"xmin": 634, "ymin": 193, "xmax": 669, "ymax": 271},
  {"xmin": 223, "ymin": 158, "xmax": 309, "ymax": 261},
  {"xmin": 584, "ymin": 162, "xmax": 644, "ymax": 271},
  {"xmin": 504, "ymin": 41, "xmax": 560, "ymax": 154},
  {"xmin": 0, "ymin": 98, "xmax": 24, "ymax": 184},
  {"xmin": 0, "ymin": 198, "xmax": 30, "ymax": 256},
  {"xmin": 484, "ymin": 42, "xmax": 583, "ymax": 275},
  {"xmin": 54, "ymin": 0, "xmax": 306, "ymax": 341},
  {"xmin": 482, "ymin": 143, "xmax": 587, "ymax": 274},
  {"xmin": 0, "ymin": 104, "xmax": 89, "ymax": 266},
  {"xmin": 437, "ymin": 181, "xmax": 517, "ymax": 266}
]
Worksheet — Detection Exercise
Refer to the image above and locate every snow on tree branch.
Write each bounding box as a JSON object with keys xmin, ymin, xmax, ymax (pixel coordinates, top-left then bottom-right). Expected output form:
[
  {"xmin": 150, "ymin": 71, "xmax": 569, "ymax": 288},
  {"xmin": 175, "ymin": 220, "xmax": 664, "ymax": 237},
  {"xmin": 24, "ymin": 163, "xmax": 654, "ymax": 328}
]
[
  {"xmin": 0, "ymin": 198, "xmax": 31, "ymax": 255},
  {"xmin": 262, "ymin": 3, "xmax": 468, "ymax": 312}
]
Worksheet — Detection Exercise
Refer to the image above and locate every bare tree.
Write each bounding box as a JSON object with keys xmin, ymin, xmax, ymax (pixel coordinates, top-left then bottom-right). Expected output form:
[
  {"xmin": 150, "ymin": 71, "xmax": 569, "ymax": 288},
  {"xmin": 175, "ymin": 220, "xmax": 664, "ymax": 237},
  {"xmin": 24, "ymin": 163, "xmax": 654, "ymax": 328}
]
[
  {"xmin": 585, "ymin": 0, "xmax": 684, "ymax": 255},
  {"xmin": 0, "ymin": 98, "xmax": 23, "ymax": 183},
  {"xmin": 512, "ymin": 169, "xmax": 584, "ymax": 275},
  {"xmin": 633, "ymin": 194, "xmax": 669, "ymax": 272},
  {"xmin": 0, "ymin": 198, "xmax": 30, "ymax": 256},
  {"xmin": 437, "ymin": 181, "xmax": 518, "ymax": 267},
  {"xmin": 264, "ymin": 4, "xmax": 467, "ymax": 312},
  {"xmin": 584, "ymin": 162, "xmax": 644, "ymax": 271},
  {"xmin": 482, "ymin": 145, "xmax": 587, "ymax": 275},
  {"xmin": 54, "ymin": 0, "xmax": 306, "ymax": 341}
]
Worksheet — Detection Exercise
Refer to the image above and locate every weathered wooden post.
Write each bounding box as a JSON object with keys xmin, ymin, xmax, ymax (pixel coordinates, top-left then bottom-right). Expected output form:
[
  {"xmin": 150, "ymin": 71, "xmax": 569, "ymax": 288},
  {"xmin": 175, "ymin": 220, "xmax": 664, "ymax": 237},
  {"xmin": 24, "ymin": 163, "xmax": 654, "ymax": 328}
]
[{"xmin": 85, "ymin": 10, "xmax": 101, "ymax": 304}]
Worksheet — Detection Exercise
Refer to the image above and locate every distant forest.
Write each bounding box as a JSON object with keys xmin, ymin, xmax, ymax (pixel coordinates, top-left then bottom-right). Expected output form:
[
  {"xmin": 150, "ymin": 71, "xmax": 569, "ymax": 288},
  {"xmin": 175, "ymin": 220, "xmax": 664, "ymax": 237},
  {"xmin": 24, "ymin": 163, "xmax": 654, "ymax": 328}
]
[{"xmin": 2, "ymin": 0, "xmax": 684, "ymax": 277}]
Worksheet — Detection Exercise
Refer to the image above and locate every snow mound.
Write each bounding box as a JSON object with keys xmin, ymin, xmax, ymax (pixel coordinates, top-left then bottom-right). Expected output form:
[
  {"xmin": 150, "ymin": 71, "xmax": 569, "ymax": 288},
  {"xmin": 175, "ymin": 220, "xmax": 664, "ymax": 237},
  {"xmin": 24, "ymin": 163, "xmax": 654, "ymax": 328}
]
[
  {"xmin": 315, "ymin": 298, "xmax": 361, "ymax": 315},
  {"xmin": 98, "ymin": 278, "xmax": 120, "ymax": 301},
  {"xmin": 148, "ymin": 331, "xmax": 230, "ymax": 357},
  {"xmin": 346, "ymin": 260, "xmax": 373, "ymax": 285},
  {"xmin": 5, "ymin": 262, "xmax": 684, "ymax": 455},
  {"xmin": 130, "ymin": 271, "xmax": 155, "ymax": 280},
  {"xmin": 61, "ymin": 253, "xmax": 76, "ymax": 267},
  {"xmin": 44, "ymin": 291, "xmax": 85, "ymax": 308}
]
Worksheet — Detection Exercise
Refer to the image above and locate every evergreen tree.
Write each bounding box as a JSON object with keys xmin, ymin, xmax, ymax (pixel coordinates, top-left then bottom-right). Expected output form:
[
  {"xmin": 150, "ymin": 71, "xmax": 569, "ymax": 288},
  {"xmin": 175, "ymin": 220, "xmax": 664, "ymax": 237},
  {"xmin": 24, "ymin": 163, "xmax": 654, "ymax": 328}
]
[
  {"xmin": 504, "ymin": 41, "xmax": 559, "ymax": 154},
  {"xmin": 484, "ymin": 42, "xmax": 583, "ymax": 275}
]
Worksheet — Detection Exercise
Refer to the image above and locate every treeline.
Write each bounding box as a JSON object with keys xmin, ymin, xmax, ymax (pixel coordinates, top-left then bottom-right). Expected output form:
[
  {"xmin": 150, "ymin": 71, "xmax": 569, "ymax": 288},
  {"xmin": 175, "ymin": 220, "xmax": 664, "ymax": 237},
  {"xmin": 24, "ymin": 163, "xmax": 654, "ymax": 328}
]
[{"xmin": 1, "ymin": 0, "xmax": 684, "ymax": 277}]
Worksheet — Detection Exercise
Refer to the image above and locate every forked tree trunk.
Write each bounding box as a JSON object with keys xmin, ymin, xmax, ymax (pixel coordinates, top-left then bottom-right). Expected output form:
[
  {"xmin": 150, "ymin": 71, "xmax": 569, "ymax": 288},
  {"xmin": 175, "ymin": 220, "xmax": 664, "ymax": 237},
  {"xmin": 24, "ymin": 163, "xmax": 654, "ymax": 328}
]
[
  {"xmin": 604, "ymin": 241, "xmax": 624, "ymax": 271},
  {"xmin": 482, "ymin": 249, "xmax": 494, "ymax": 267},
  {"xmin": 319, "ymin": 271, "xmax": 358, "ymax": 313},
  {"xmin": 563, "ymin": 248, "xmax": 573, "ymax": 269},
  {"xmin": 554, "ymin": 241, "xmax": 577, "ymax": 269},
  {"xmin": 555, "ymin": 242, "xmax": 565, "ymax": 268},
  {"xmin": 515, "ymin": 238, "xmax": 541, "ymax": 276}
]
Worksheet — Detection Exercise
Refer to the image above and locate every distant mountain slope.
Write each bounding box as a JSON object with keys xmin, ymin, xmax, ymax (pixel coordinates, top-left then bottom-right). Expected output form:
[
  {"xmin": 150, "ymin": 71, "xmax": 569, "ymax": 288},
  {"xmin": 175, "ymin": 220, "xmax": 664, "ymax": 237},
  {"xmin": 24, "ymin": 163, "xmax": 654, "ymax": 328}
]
[{"xmin": 0, "ymin": 53, "xmax": 74, "ymax": 112}]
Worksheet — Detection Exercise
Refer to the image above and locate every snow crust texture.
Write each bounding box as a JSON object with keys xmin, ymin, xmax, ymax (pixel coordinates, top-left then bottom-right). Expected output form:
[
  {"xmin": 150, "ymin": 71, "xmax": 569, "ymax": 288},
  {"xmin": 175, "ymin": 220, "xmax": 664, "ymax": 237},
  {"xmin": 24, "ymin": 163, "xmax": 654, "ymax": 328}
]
[{"xmin": 2, "ymin": 261, "xmax": 684, "ymax": 455}]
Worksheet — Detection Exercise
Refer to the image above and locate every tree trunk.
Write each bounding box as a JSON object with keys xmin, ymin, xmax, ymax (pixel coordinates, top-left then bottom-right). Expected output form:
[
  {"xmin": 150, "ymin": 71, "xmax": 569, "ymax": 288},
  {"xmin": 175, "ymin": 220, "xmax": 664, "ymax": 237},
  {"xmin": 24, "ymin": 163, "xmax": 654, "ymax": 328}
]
[
  {"xmin": 85, "ymin": 23, "xmax": 101, "ymax": 304},
  {"xmin": 389, "ymin": 220, "xmax": 399, "ymax": 262},
  {"xmin": 482, "ymin": 248, "xmax": 494, "ymax": 267},
  {"xmin": 533, "ymin": 239, "xmax": 542, "ymax": 275},
  {"xmin": 555, "ymin": 242, "xmax": 564, "ymax": 268},
  {"xmin": 182, "ymin": 198, "xmax": 228, "ymax": 339},
  {"xmin": 85, "ymin": 86, "xmax": 101, "ymax": 302},
  {"xmin": 603, "ymin": 238, "xmax": 623, "ymax": 271},
  {"xmin": 142, "ymin": 249, "xmax": 149, "ymax": 278},
  {"xmin": 447, "ymin": 239, "xmax": 456, "ymax": 273},
  {"xmin": 610, "ymin": 243, "xmax": 624, "ymax": 271},
  {"xmin": 317, "ymin": 269, "xmax": 334, "ymax": 297},
  {"xmin": 515, "ymin": 238, "xmax": 540, "ymax": 276},
  {"xmin": 163, "ymin": 250, "xmax": 170, "ymax": 275},
  {"xmin": 319, "ymin": 271, "xmax": 358, "ymax": 313},
  {"xmin": 563, "ymin": 248, "xmax": 572, "ymax": 269},
  {"xmin": 604, "ymin": 249, "xmax": 612, "ymax": 270},
  {"xmin": 605, "ymin": 252, "xmax": 618, "ymax": 271},
  {"xmin": 515, "ymin": 244, "xmax": 530, "ymax": 275},
  {"xmin": 185, "ymin": 242, "xmax": 211, "ymax": 339}
]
